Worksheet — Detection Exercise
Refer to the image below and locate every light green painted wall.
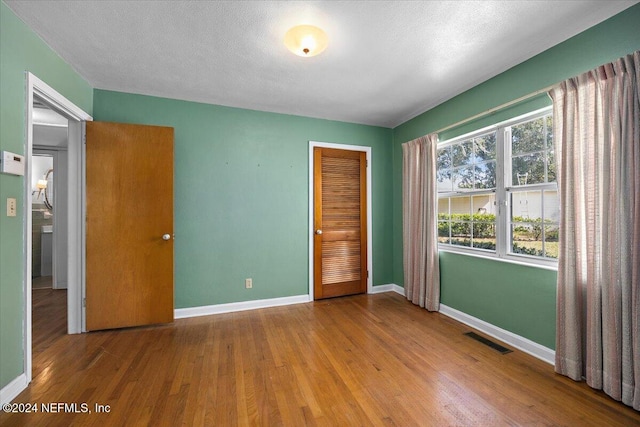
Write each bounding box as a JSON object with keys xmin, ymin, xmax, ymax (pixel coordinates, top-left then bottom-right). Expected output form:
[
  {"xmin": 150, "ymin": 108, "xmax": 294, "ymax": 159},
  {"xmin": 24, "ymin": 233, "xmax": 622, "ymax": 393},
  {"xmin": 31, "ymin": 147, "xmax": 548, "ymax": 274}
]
[
  {"xmin": 392, "ymin": 4, "xmax": 640, "ymax": 349},
  {"xmin": 92, "ymin": 90, "xmax": 393, "ymax": 308},
  {"xmin": 440, "ymin": 253, "xmax": 557, "ymax": 349},
  {"xmin": 0, "ymin": 2, "xmax": 93, "ymax": 388}
]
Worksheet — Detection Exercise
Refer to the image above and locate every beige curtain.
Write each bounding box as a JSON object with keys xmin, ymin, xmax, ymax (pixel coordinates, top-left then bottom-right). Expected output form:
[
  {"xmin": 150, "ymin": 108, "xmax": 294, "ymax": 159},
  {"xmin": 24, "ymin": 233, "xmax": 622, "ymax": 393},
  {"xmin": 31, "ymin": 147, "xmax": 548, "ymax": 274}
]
[
  {"xmin": 550, "ymin": 50, "xmax": 639, "ymax": 410},
  {"xmin": 402, "ymin": 134, "xmax": 440, "ymax": 311}
]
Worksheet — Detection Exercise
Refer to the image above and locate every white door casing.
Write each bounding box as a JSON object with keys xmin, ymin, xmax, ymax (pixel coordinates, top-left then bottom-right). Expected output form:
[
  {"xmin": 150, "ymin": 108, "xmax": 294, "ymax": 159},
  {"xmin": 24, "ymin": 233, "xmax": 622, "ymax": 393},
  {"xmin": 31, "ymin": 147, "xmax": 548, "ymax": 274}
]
[
  {"xmin": 307, "ymin": 141, "xmax": 373, "ymax": 300},
  {"xmin": 25, "ymin": 72, "xmax": 92, "ymax": 385}
]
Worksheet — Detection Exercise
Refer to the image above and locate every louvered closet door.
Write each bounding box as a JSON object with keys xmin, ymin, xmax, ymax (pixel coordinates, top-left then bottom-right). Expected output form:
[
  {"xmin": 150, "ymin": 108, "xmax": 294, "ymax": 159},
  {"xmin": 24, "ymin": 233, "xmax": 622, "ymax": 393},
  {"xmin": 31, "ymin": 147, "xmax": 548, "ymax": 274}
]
[{"xmin": 313, "ymin": 147, "xmax": 367, "ymax": 299}]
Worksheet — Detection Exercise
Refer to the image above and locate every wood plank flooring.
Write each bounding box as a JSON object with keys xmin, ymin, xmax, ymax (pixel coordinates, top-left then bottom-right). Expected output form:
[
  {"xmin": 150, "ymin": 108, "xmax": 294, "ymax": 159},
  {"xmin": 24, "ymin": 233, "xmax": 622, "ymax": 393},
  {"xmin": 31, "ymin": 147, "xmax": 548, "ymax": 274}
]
[
  {"xmin": 2, "ymin": 291, "xmax": 638, "ymax": 426},
  {"xmin": 31, "ymin": 288, "xmax": 67, "ymax": 357},
  {"xmin": 32, "ymin": 275, "xmax": 53, "ymax": 289}
]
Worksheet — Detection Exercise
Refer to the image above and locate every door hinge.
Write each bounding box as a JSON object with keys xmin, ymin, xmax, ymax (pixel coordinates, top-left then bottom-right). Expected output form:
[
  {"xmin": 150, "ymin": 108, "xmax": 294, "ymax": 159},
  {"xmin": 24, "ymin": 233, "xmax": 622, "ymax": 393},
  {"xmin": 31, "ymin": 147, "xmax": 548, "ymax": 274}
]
[
  {"xmin": 367, "ymin": 270, "xmax": 369, "ymax": 279},
  {"xmin": 366, "ymin": 160, "xmax": 368, "ymax": 167},
  {"xmin": 82, "ymin": 298, "xmax": 86, "ymax": 307}
]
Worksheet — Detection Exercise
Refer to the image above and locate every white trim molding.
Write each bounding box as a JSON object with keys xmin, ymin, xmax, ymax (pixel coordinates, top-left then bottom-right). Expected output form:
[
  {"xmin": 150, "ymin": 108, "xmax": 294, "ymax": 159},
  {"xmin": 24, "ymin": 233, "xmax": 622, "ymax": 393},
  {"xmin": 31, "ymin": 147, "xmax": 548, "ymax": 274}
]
[
  {"xmin": 24, "ymin": 73, "xmax": 93, "ymax": 391},
  {"xmin": 438, "ymin": 304, "xmax": 555, "ymax": 365},
  {"xmin": 370, "ymin": 284, "xmax": 405, "ymax": 296},
  {"xmin": 174, "ymin": 294, "xmax": 311, "ymax": 319},
  {"xmin": 308, "ymin": 141, "xmax": 373, "ymax": 299},
  {"xmin": 371, "ymin": 286, "xmax": 554, "ymax": 364},
  {"xmin": 393, "ymin": 284, "xmax": 405, "ymax": 295},
  {"xmin": 29, "ymin": 74, "xmax": 92, "ymax": 122},
  {"xmin": 0, "ymin": 374, "xmax": 27, "ymax": 405}
]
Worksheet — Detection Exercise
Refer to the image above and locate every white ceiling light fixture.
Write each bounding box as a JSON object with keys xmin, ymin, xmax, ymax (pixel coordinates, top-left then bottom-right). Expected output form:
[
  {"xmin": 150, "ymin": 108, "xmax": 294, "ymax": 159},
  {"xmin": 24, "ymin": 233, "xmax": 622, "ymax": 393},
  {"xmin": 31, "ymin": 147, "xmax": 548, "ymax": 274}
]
[
  {"xmin": 284, "ymin": 25, "xmax": 328, "ymax": 57},
  {"xmin": 5, "ymin": 1, "xmax": 634, "ymax": 127}
]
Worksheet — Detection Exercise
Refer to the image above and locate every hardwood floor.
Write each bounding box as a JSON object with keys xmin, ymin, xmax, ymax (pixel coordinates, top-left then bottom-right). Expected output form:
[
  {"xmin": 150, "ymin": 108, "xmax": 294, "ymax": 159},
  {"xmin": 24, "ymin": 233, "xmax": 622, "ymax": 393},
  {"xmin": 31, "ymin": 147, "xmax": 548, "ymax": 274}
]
[
  {"xmin": 32, "ymin": 275, "xmax": 53, "ymax": 289},
  {"xmin": 2, "ymin": 292, "xmax": 638, "ymax": 426},
  {"xmin": 31, "ymin": 288, "xmax": 67, "ymax": 356}
]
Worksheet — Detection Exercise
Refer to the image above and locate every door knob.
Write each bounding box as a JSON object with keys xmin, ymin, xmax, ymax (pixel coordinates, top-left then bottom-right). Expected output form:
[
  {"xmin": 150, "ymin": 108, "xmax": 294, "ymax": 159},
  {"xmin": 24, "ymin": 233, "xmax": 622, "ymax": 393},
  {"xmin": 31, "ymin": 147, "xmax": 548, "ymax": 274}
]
[
  {"xmin": 162, "ymin": 234, "xmax": 171, "ymax": 240},
  {"xmin": 316, "ymin": 229, "xmax": 322, "ymax": 235}
]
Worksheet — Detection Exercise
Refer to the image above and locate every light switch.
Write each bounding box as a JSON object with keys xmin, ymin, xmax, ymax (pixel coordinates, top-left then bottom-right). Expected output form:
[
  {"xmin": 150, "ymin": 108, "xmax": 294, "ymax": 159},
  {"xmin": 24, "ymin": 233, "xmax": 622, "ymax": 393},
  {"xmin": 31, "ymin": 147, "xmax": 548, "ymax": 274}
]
[{"xmin": 7, "ymin": 198, "xmax": 16, "ymax": 217}]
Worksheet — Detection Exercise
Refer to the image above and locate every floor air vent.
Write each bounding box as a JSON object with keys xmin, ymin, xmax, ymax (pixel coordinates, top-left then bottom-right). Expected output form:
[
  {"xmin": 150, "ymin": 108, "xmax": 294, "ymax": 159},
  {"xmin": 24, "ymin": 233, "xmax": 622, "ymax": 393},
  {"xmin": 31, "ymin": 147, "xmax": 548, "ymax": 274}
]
[{"xmin": 464, "ymin": 332, "xmax": 512, "ymax": 354}]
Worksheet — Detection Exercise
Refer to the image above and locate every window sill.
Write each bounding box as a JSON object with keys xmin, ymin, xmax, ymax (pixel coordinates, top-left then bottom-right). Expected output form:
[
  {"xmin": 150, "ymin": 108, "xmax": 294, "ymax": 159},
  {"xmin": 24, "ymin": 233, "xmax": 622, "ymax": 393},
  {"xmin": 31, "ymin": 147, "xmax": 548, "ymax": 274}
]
[{"xmin": 438, "ymin": 246, "xmax": 559, "ymax": 271}]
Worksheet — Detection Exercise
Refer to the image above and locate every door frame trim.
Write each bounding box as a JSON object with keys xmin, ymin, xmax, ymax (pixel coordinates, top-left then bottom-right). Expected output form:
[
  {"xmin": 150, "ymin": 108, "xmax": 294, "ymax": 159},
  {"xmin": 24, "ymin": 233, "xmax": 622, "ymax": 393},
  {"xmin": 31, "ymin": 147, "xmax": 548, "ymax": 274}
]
[
  {"xmin": 308, "ymin": 141, "xmax": 373, "ymax": 300},
  {"xmin": 24, "ymin": 72, "xmax": 92, "ymax": 384}
]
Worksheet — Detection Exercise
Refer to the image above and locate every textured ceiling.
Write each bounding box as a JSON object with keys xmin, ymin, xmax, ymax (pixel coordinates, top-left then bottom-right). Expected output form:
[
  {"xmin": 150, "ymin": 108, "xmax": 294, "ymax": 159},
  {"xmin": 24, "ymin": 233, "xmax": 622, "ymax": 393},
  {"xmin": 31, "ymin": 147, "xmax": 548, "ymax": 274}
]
[{"xmin": 6, "ymin": 1, "xmax": 637, "ymax": 128}]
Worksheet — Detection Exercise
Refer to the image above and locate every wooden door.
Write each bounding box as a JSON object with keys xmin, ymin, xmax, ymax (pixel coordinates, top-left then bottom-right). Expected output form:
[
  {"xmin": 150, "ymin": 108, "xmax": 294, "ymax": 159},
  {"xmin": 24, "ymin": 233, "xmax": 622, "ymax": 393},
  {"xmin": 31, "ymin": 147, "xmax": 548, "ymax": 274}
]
[
  {"xmin": 86, "ymin": 122, "xmax": 174, "ymax": 331},
  {"xmin": 313, "ymin": 147, "xmax": 367, "ymax": 299}
]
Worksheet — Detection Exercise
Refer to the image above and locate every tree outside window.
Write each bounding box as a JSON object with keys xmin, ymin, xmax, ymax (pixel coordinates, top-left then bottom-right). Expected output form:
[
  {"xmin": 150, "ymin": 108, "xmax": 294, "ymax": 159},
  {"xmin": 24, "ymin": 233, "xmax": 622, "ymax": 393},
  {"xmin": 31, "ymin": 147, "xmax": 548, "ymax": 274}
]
[{"xmin": 437, "ymin": 110, "xmax": 558, "ymax": 263}]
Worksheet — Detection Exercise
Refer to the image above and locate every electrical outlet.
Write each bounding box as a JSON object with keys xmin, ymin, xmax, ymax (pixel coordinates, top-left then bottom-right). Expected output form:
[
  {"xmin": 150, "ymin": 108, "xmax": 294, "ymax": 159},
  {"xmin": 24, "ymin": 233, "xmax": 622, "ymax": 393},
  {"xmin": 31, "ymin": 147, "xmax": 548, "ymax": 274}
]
[
  {"xmin": 245, "ymin": 278, "xmax": 253, "ymax": 289},
  {"xmin": 7, "ymin": 198, "xmax": 16, "ymax": 217}
]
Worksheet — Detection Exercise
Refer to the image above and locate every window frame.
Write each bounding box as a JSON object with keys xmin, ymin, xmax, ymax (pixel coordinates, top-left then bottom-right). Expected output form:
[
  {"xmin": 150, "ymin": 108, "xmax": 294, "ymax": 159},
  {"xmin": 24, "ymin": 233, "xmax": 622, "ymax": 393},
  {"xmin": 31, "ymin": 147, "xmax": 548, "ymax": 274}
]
[{"xmin": 437, "ymin": 107, "xmax": 558, "ymax": 269}]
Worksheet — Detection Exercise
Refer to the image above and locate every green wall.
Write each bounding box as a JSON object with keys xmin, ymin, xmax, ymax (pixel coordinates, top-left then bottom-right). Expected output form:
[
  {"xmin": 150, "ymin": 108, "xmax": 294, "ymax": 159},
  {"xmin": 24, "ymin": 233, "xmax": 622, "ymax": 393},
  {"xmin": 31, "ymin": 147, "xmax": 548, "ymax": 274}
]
[
  {"xmin": 0, "ymin": 2, "xmax": 93, "ymax": 388},
  {"xmin": 392, "ymin": 4, "xmax": 640, "ymax": 349},
  {"xmin": 92, "ymin": 90, "xmax": 393, "ymax": 308},
  {"xmin": 440, "ymin": 253, "xmax": 557, "ymax": 349}
]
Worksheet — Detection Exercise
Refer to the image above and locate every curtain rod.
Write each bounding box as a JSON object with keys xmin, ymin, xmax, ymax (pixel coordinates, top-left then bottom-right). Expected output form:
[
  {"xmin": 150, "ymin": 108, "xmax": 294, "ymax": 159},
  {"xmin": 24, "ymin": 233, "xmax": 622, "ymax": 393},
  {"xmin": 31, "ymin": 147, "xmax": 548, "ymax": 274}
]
[{"xmin": 433, "ymin": 84, "xmax": 556, "ymax": 135}]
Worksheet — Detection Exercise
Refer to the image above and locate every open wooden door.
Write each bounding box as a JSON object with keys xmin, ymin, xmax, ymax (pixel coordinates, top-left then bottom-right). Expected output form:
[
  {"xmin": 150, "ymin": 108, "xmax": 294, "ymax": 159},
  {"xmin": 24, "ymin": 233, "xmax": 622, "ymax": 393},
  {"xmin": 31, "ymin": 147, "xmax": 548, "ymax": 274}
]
[
  {"xmin": 313, "ymin": 147, "xmax": 367, "ymax": 299},
  {"xmin": 85, "ymin": 122, "xmax": 174, "ymax": 331}
]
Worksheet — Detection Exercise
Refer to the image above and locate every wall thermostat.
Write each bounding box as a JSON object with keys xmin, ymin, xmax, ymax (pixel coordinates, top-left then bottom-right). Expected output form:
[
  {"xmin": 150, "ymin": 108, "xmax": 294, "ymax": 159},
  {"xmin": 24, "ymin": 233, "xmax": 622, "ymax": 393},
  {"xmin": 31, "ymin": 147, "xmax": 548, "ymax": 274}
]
[{"xmin": 1, "ymin": 151, "xmax": 25, "ymax": 176}]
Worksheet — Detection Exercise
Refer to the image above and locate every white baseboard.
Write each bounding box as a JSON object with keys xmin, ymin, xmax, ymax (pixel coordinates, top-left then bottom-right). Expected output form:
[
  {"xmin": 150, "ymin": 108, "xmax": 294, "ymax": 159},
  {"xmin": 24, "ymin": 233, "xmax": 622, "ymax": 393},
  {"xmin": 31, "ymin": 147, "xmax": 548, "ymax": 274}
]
[
  {"xmin": 174, "ymin": 294, "xmax": 311, "ymax": 319},
  {"xmin": 391, "ymin": 284, "xmax": 405, "ymax": 295},
  {"xmin": 175, "ymin": 285, "xmax": 408, "ymax": 320},
  {"xmin": 176, "ymin": 285, "xmax": 409, "ymax": 320},
  {"xmin": 370, "ymin": 283, "xmax": 405, "ymax": 295},
  {"xmin": 369, "ymin": 284, "xmax": 393, "ymax": 293},
  {"xmin": 53, "ymin": 281, "xmax": 68, "ymax": 290},
  {"xmin": 1, "ymin": 374, "xmax": 27, "ymax": 405},
  {"xmin": 438, "ymin": 304, "xmax": 555, "ymax": 365},
  {"xmin": 367, "ymin": 287, "xmax": 553, "ymax": 364}
]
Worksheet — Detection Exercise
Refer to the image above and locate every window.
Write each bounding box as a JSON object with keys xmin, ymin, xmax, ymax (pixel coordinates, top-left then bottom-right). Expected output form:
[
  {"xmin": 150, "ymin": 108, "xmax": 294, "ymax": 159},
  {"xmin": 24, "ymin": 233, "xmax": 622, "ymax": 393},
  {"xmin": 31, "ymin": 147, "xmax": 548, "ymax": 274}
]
[
  {"xmin": 437, "ymin": 131, "xmax": 497, "ymax": 250},
  {"xmin": 437, "ymin": 109, "xmax": 558, "ymax": 265}
]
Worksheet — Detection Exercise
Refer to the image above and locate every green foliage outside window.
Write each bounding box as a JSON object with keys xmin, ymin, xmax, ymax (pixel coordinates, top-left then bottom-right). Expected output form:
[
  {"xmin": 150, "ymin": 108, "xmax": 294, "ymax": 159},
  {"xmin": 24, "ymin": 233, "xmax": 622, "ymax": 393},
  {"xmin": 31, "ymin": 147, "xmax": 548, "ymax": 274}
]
[
  {"xmin": 438, "ymin": 213, "xmax": 496, "ymax": 238},
  {"xmin": 437, "ymin": 111, "xmax": 558, "ymax": 261},
  {"xmin": 512, "ymin": 216, "xmax": 559, "ymax": 241},
  {"xmin": 437, "ymin": 132, "xmax": 497, "ymax": 191},
  {"xmin": 439, "ymin": 213, "xmax": 559, "ymax": 258},
  {"xmin": 511, "ymin": 116, "xmax": 555, "ymax": 185}
]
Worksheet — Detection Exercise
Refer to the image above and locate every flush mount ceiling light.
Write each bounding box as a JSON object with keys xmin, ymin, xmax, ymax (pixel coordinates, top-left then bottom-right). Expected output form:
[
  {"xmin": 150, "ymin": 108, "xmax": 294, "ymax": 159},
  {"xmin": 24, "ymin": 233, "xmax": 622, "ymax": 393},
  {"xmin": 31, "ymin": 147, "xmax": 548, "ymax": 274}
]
[{"xmin": 284, "ymin": 25, "xmax": 328, "ymax": 57}]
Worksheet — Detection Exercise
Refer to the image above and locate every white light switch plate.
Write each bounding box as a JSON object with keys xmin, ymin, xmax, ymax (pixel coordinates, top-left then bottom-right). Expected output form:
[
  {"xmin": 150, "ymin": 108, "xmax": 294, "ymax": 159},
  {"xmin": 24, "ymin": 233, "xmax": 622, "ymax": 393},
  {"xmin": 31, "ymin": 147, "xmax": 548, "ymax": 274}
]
[{"xmin": 7, "ymin": 198, "xmax": 17, "ymax": 217}]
